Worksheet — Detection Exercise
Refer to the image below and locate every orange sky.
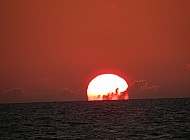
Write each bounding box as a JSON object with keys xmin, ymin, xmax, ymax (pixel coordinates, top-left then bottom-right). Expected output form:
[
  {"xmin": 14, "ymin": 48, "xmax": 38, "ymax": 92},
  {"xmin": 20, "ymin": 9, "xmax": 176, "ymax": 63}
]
[{"xmin": 0, "ymin": 0, "xmax": 190, "ymax": 103}]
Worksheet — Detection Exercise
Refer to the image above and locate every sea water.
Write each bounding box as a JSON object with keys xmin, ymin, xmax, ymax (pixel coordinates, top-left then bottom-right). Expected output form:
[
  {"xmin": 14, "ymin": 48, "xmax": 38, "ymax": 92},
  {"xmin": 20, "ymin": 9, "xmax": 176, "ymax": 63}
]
[{"xmin": 0, "ymin": 98, "xmax": 189, "ymax": 139}]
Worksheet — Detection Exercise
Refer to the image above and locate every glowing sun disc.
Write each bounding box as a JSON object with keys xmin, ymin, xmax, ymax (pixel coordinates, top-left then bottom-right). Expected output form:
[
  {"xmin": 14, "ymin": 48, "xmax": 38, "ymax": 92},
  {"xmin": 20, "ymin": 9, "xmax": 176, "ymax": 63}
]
[{"xmin": 87, "ymin": 74, "xmax": 128, "ymax": 101}]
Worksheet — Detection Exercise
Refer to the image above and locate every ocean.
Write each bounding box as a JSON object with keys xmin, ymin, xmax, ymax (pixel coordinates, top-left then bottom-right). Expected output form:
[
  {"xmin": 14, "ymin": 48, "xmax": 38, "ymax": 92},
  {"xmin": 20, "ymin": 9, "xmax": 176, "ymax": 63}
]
[{"xmin": 0, "ymin": 98, "xmax": 189, "ymax": 140}]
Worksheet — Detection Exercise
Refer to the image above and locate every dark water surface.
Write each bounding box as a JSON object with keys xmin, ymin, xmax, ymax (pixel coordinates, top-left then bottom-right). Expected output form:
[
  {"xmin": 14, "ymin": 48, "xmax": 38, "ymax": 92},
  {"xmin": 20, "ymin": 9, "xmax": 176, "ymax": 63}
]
[{"xmin": 0, "ymin": 98, "xmax": 190, "ymax": 139}]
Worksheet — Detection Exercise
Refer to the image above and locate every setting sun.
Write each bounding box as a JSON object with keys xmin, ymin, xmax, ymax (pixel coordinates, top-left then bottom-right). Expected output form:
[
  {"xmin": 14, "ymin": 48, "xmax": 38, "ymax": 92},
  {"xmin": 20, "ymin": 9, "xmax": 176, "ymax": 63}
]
[{"xmin": 87, "ymin": 74, "xmax": 128, "ymax": 101}]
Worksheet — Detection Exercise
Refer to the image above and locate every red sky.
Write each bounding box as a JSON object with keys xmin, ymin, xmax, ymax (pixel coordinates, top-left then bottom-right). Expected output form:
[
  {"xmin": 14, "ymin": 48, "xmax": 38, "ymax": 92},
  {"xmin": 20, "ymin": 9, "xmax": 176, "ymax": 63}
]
[{"xmin": 0, "ymin": 0, "xmax": 190, "ymax": 103}]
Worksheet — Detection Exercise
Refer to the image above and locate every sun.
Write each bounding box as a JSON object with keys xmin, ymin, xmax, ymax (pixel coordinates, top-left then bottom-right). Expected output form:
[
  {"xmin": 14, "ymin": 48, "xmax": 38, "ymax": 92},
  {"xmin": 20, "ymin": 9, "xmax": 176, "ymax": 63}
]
[{"xmin": 87, "ymin": 74, "xmax": 128, "ymax": 101}]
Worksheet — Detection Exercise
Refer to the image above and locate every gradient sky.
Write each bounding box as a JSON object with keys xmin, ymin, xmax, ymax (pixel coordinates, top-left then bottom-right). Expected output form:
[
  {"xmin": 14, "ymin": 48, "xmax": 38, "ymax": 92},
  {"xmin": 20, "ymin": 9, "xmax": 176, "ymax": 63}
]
[{"xmin": 0, "ymin": 0, "xmax": 190, "ymax": 103}]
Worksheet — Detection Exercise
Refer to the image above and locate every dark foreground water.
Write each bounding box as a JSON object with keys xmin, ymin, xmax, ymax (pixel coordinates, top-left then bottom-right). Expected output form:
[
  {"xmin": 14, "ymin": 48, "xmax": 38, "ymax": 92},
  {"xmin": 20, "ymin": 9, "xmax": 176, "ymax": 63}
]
[{"xmin": 0, "ymin": 98, "xmax": 190, "ymax": 140}]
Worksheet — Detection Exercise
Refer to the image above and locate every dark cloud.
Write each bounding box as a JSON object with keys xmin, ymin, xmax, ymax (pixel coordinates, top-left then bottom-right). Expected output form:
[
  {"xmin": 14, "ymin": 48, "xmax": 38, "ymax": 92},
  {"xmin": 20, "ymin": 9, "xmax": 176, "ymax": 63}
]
[
  {"xmin": 28, "ymin": 87, "xmax": 85, "ymax": 102},
  {"xmin": 101, "ymin": 88, "xmax": 129, "ymax": 100},
  {"xmin": 0, "ymin": 87, "xmax": 86, "ymax": 103},
  {"xmin": 97, "ymin": 80, "xmax": 159, "ymax": 100},
  {"xmin": 56, "ymin": 88, "xmax": 85, "ymax": 101},
  {"xmin": 0, "ymin": 87, "xmax": 25, "ymax": 103},
  {"xmin": 57, "ymin": 88, "xmax": 74, "ymax": 100},
  {"xmin": 128, "ymin": 80, "xmax": 160, "ymax": 99}
]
